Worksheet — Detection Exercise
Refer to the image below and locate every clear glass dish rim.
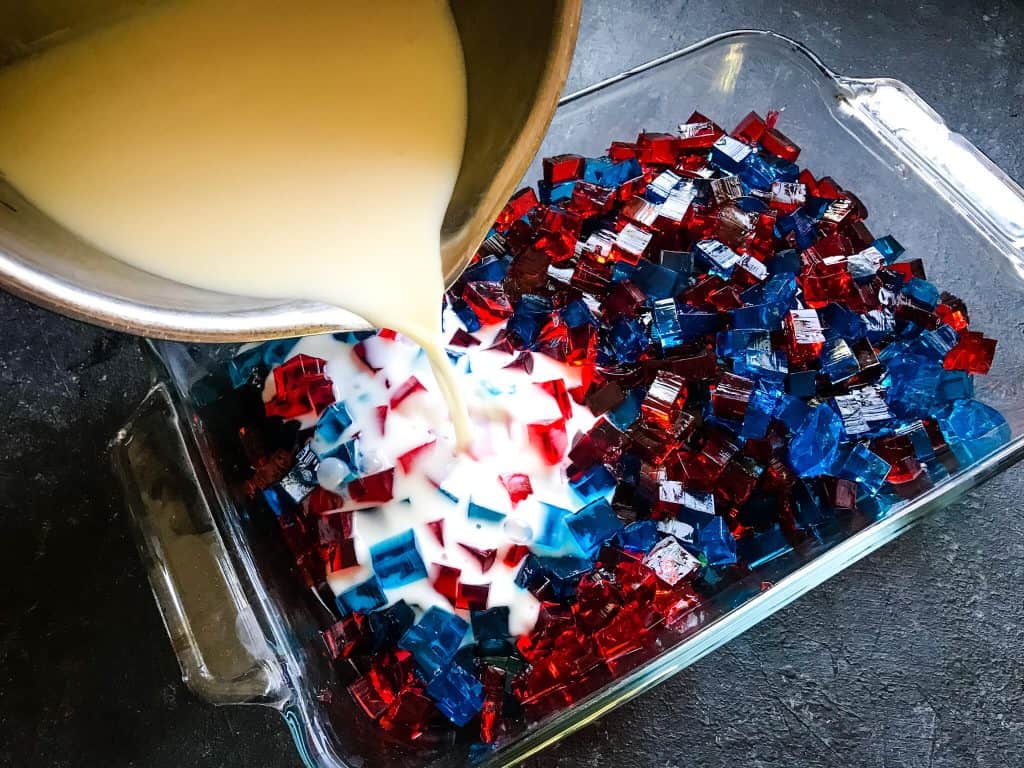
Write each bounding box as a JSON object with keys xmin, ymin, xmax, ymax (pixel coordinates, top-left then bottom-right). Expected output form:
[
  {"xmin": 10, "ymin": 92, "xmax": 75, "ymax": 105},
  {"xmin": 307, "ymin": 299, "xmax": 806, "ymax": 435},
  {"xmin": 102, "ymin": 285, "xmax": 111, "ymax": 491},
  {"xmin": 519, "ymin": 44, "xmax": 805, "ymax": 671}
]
[{"xmin": 132, "ymin": 28, "xmax": 1024, "ymax": 768}]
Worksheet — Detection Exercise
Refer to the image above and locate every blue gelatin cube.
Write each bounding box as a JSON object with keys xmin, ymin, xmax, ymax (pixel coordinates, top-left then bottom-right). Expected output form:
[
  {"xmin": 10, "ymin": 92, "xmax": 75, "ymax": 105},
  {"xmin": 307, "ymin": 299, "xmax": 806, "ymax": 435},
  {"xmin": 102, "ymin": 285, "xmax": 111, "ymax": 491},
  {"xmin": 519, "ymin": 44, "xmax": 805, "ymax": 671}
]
[
  {"xmin": 398, "ymin": 607, "xmax": 469, "ymax": 676},
  {"xmin": 736, "ymin": 524, "xmax": 792, "ymax": 569},
  {"xmin": 658, "ymin": 248, "xmax": 695, "ymax": 278},
  {"xmin": 839, "ymin": 443, "xmax": 891, "ymax": 497},
  {"xmin": 315, "ymin": 402, "xmax": 353, "ymax": 445},
  {"xmin": 676, "ymin": 307, "xmax": 721, "ymax": 339},
  {"xmin": 790, "ymin": 479, "xmax": 827, "ymax": 532},
  {"xmin": 506, "ymin": 312, "xmax": 540, "ymax": 346},
  {"xmin": 633, "ymin": 259, "xmax": 680, "ymax": 300},
  {"xmin": 262, "ymin": 486, "xmax": 290, "ymax": 517},
  {"xmin": 902, "ymin": 278, "xmax": 940, "ymax": 310},
  {"xmin": 916, "ymin": 324, "xmax": 959, "ymax": 358},
  {"xmin": 693, "ymin": 239, "xmax": 741, "ymax": 276},
  {"xmin": 607, "ymin": 387, "xmax": 643, "ymax": 430},
  {"xmin": 471, "ymin": 607, "xmax": 510, "ymax": 645},
  {"xmin": 820, "ymin": 303, "xmax": 865, "ymax": 340},
  {"xmin": 937, "ymin": 369, "xmax": 974, "ymax": 402},
  {"xmin": 787, "ymin": 403, "xmax": 843, "ymax": 477},
  {"xmin": 369, "ymin": 529, "xmax": 427, "ymax": 588},
  {"xmin": 336, "ymin": 575, "xmax": 388, "ymax": 616},
  {"xmin": 462, "ymin": 254, "xmax": 510, "ymax": 284},
  {"xmin": 367, "ymin": 600, "xmax": 416, "ymax": 652},
  {"xmin": 734, "ymin": 349, "xmax": 789, "ymax": 383},
  {"xmin": 534, "ymin": 502, "xmax": 571, "ymax": 549},
  {"xmin": 611, "ymin": 261, "xmax": 637, "ymax": 283},
  {"xmin": 786, "ymin": 370, "xmax": 818, "ymax": 399},
  {"xmin": 582, "ymin": 155, "xmax": 642, "ymax": 187},
  {"xmin": 937, "ymin": 399, "xmax": 1011, "ymax": 463},
  {"xmin": 777, "ymin": 394, "xmax": 812, "ymax": 432},
  {"xmin": 768, "ymin": 247, "xmax": 801, "ymax": 274},
  {"xmin": 561, "ymin": 299, "xmax": 596, "ymax": 328},
  {"xmin": 711, "ymin": 135, "xmax": 753, "ymax": 173},
  {"xmin": 606, "ymin": 316, "xmax": 647, "ymax": 363},
  {"xmin": 717, "ymin": 329, "xmax": 769, "ymax": 359},
  {"xmin": 615, "ymin": 520, "xmax": 660, "ymax": 553},
  {"xmin": 539, "ymin": 180, "xmax": 576, "ymax": 204},
  {"xmin": 227, "ymin": 346, "xmax": 266, "ymax": 388},
  {"xmin": 761, "ymin": 272, "xmax": 798, "ymax": 308},
  {"xmin": 467, "ymin": 499, "xmax": 506, "ymax": 523},
  {"xmin": 738, "ymin": 152, "xmax": 778, "ymax": 190},
  {"xmin": 652, "ymin": 299, "xmax": 684, "ymax": 349},
  {"xmin": 570, "ymin": 464, "xmax": 617, "ymax": 502},
  {"xmin": 452, "ymin": 298, "xmax": 482, "ymax": 332},
  {"xmin": 566, "ymin": 498, "xmax": 623, "ymax": 558},
  {"xmin": 873, "ymin": 235, "xmax": 905, "ymax": 264},
  {"xmin": 741, "ymin": 386, "xmax": 782, "ymax": 439},
  {"xmin": 821, "ymin": 338, "xmax": 860, "ymax": 383},
  {"xmin": 886, "ymin": 355, "xmax": 943, "ymax": 418},
  {"xmin": 698, "ymin": 516, "xmax": 737, "ymax": 566},
  {"xmin": 539, "ymin": 555, "xmax": 593, "ymax": 600},
  {"xmin": 425, "ymin": 663, "xmax": 485, "ymax": 727}
]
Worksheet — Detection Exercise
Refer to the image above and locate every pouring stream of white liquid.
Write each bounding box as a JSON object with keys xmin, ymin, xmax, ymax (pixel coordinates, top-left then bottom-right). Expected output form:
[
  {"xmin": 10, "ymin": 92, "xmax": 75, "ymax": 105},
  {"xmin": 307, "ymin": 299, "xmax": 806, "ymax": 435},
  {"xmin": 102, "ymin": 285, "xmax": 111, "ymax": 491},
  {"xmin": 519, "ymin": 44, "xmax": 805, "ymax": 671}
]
[{"xmin": 0, "ymin": 0, "xmax": 473, "ymax": 446}]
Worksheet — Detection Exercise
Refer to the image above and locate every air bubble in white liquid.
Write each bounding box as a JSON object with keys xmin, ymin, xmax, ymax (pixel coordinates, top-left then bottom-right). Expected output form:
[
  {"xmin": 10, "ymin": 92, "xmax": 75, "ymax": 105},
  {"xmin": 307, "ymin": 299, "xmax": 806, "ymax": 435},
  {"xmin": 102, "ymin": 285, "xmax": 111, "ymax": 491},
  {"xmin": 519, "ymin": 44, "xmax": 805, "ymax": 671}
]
[
  {"xmin": 317, "ymin": 457, "xmax": 351, "ymax": 490},
  {"xmin": 502, "ymin": 517, "xmax": 534, "ymax": 544}
]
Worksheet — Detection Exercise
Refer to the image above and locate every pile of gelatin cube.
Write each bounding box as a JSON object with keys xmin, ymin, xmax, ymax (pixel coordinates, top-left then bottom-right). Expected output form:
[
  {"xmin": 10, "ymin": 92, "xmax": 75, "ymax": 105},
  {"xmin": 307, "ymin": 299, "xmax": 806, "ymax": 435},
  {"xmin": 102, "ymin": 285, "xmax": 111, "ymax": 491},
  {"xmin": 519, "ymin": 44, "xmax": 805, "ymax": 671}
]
[{"xmin": 204, "ymin": 109, "xmax": 1011, "ymax": 754}]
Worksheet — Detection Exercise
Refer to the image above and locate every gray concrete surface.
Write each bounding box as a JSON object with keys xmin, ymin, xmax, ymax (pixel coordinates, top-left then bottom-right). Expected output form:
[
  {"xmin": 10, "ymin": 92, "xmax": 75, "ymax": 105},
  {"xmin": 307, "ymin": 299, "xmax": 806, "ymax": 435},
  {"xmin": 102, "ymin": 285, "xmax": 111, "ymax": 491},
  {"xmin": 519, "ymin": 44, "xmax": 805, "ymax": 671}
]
[{"xmin": 2, "ymin": 1, "xmax": 1023, "ymax": 766}]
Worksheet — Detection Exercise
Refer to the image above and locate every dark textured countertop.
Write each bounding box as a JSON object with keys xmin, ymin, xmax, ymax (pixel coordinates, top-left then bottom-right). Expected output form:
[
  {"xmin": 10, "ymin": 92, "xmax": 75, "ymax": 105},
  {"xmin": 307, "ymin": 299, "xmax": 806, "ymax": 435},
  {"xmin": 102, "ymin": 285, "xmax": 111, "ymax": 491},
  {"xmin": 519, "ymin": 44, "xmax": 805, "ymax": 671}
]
[{"xmin": 2, "ymin": 2, "xmax": 1023, "ymax": 766}]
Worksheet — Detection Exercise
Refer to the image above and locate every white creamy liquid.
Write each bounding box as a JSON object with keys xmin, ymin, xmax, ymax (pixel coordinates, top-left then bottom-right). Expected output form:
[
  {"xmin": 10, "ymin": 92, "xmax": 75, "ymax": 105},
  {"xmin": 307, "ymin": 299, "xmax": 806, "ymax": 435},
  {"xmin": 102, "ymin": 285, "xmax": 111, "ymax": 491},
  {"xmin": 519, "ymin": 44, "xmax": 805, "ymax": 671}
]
[{"xmin": 0, "ymin": 0, "xmax": 472, "ymax": 444}]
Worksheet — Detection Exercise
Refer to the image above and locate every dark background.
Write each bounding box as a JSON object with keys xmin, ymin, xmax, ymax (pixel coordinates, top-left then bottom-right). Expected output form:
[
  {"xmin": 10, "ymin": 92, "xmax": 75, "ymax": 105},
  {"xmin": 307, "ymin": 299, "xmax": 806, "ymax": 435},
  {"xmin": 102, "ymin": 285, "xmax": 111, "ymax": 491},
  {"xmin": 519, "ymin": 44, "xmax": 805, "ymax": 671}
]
[{"xmin": 2, "ymin": 2, "xmax": 1023, "ymax": 766}]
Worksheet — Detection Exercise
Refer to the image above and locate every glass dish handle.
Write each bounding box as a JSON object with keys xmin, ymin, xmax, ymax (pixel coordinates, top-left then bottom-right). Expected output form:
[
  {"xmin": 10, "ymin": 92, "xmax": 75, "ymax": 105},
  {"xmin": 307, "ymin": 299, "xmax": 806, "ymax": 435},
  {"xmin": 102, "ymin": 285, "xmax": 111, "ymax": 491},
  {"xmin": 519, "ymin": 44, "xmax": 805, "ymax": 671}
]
[
  {"xmin": 838, "ymin": 76, "xmax": 1024, "ymax": 266},
  {"xmin": 111, "ymin": 383, "xmax": 286, "ymax": 706}
]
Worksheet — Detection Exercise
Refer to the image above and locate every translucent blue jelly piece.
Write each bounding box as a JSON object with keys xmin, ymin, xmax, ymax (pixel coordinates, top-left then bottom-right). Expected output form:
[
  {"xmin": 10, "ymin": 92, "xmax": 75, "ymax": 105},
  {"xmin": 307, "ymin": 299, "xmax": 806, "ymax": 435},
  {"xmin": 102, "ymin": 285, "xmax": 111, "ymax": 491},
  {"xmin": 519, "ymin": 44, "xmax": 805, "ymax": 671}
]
[
  {"xmin": 561, "ymin": 299, "xmax": 596, "ymax": 328},
  {"xmin": 774, "ymin": 209, "xmax": 818, "ymax": 250},
  {"xmin": 462, "ymin": 254, "xmax": 511, "ymax": 284},
  {"xmin": 607, "ymin": 387, "xmax": 644, "ymax": 430},
  {"xmin": 582, "ymin": 155, "xmax": 642, "ymax": 187},
  {"xmin": 538, "ymin": 180, "xmax": 576, "ymax": 205},
  {"xmin": 452, "ymin": 297, "xmax": 482, "ymax": 332},
  {"xmin": 676, "ymin": 307, "xmax": 722, "ymax": 339},
  {"xmin": 615, "ymin": 520, "xmax": 660, "ymax": 553},
  {"xmin": 332, "ymin": 330, "xmax": 376, "ymax": 344},
  {"xmin": 534, "ymin": 502, "xmax": 571, "ymax": 549},
  {"xmin": 788, "ymin": 403, "xmax": 843, "ymax": 477},
  {"xmin": 570, "ymin": 464, "xmax": 617, "ymax": 502},
  {"xmin": 717, "ymin": 329, "xmax": 771, "ymax": 359},
  {"xmin": 768, "ymin": 248, "xmax": 801, "ymax": 274},
  {"xmin": 314, "ymin": 402, "xmax": 353, "ymax": 445},
  {"xmin": 507, "ymin": 313, "xmax": 540, "ymax": 346},
  {"xmin": 227, "ymin": 346, "xmax": 265, "ymax": 388},
  {"xmin": 335, "ymin": 575, "xmax": 387, "ymax": 616},
  {"xmin": 873, "ymin": 235, "xmax": 905, "ymax": 264},
  {"xmin": 736, "ymin": 524, "xmax": 793, "ymax": 569},
  {"xmin": 651, "ymin": 298, "xmax": 684, "ymax": 349},
  {"xmin": 261, "ymin": 338, "xmax": 300, "ymax": 368},
  {"xmin": 467, "ymin": 499, "xmax": 506, "ymax": 523},
  {"xmin": 262, "ymin": 486, "xmax": 290, "ymax": 517},
  {"xmin": 425, "ymin": 663, "xmax": 485, "ymax": 726},
  {"xmin": 902, "ymin": 278, "xmax": 940, "ymax": 310},
  {"xmin": 786, "ymin": 369, "xmax": 818, "ymax": 399},
  {"xmin": 790, "ymin": 479, "xmax": 827, "ymax": 532},
  {"xmin": 659, "ymin": 248, "xmax": 695, "ymax": 278},
  {"xmin": 820, "ymin": 338, "xmax": 860, "ymax": 383},
  {"xmin": 734, "ymin": 195, "xmax": 768, "ymax": 213},
  {"xmin": 367, "ymin": 600, "xmax": 416, "ymax": 652},
  {"xmin": 471, "ymin": 607, "xmax": 510, "ymax": 644},
  {"xmin": 820, "ymin": 303, "xmax": 866, "ymax": 340},
  {"xmin": 711, "ymin": 135, "xmax": 753, "ymax": 173},
  {"xmin": 734, "ymin": 349, "xmax": 789, "ymax": 384},
  {"xmin": 937, "ymin": 369, "xmax": 974, "ymax": 402},
  {"xmin": 741, "ymin": 386, "xmax": 783, "ymax": 439},
  {"xmin": 937, "ymin": 399, "xmax": 1011, "ymax": 463},
  {"xmin": 693, "ymin": 239, "xmax": 741, "ymax": 276},
  {"xmin": 915, "ymin": 324, "xmax": 959, "ymax": 358},
  {"xmin": 768, "ymin": 157, "xmax": 800, "ymax": 182},
  {"xmin": 777, "ymin": 394, "xmax": 812, "ymax": 431},
  {"xmin": 398, "ymin": 607, "xmax": 469, "ymax": 677},
  {"xmin": 738, "ymin": 152, "xmax": 779, "ymax": 190},
  {"xmin": 566, "ymin": 498, "xmax": 623, "ymax": 558},
  {"xmin": 606, "ymin": 316, "xmax": 647, "ymax": 363},
  {"xmin": 611, "ymin": 262, "xmax": 637, "ymax": 283},
  {"xmin": 633, "ymin": 259, "xmax": 680, "ymax": 300},
  {"xmin": 886, "ymin": 355, "xmax": 943, "ymax": 419},
  {"xmin": 698, "ymin": 516, "xmax": 737, "ymax": 566},
  {"xmin": 369, "ymin": 529, "xmax": 428, "ymax": 588},
  {"xmin": 839, "ymin": 443, "xmax": 891, "ymax": 497}
]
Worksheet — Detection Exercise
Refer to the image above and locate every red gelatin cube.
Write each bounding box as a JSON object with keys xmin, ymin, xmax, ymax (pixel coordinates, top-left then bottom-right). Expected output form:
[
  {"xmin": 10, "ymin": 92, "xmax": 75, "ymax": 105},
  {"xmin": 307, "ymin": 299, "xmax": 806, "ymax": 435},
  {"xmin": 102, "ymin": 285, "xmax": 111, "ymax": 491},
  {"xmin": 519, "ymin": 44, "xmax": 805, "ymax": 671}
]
[
  {"xmin": 463, "ymin": 281, "xmax": 513, "ymax": 325},
  {"xmin": 449, "ymin": 328, "xmax": 481, "ymax": 348},
  {"xmin": 944, "ymin": 331, "xmax": 996, "ymax": 374},
  {"xmin": 500, "ymin": 473, "xmax": 534, "ymax": 504},
  {"xmin": 389, "ymin": 376, "xmax": 426, "ymax": 409},
  {"xmin": 503, "ymin": 544, "xmax": 530, "ymax": 568},
  {"xmin": 459, "ymin": 543, "xmax": 498, "ymax": 573},
  {"xmin": 348, "ymin": 468, "xmax": 395, "ymax": 504},
  {"xmin": 397, "ymin": 440, "xmax": 436, "ymax": 473},
  {"xmin": 306, "ymin": 487, "xmax": 345, "ymax": 516},
  {"xmin": 379, "ymin": 687, "xmax": 434, "ymax": 740},
  {"xmin": 537, "ymin": 379, "xmax": 574, "ymax": 420},
  {"xmin": 425, "ymin": 519, "xmax": 445, "ymax": 547},
  {"xmin": 349, "ymin": 676, "xmax": 389, "ymax": 720},
  {"xmin": 527, "ymin": 419, "xmax": 569, "ymax": 465},
  {"xmin": 637, "ymin": 131, "xmax": 681, "ymax": 165},
  {"xmin": 274, "ymin": 354, "xmax": 327, "ymax": 390},
  {"xmin": 456, "ymin": 581, "xmax": 490, "ymax": 611},
  {"xmin": 325, "ymin": 538, "xmax": 359, "ymax": 572},
  {"xmin": 711, "ymin": 372, "xmax": 755, "ymax": 421},
  {"xmin": 641, "ymin": 371, "xmax": 687, "ymax": 430},
  {"xmin": 608, "ymin": 141, "xmax": 642, "ymax": 160},
  {"xmin": 760, "ymin": 127, "xmax": 801, "ymax": 161},
  {"xmin": 732, "ymin": 111, "xmax": 767, "ymax": 144},
  {"xmin": 543, "ymin": 153, "xmax": 585, "ymax": 184},
  {"xmin": 432, "ymin": 563, "xmax": 461, "ymax": 605},
  {"xmin": 568, "ymin": 181, "xmax": 616, "ymax": 217},
  {"xmin": 495, "ymin": 187, "xmax": 539, "ymax": 232}
]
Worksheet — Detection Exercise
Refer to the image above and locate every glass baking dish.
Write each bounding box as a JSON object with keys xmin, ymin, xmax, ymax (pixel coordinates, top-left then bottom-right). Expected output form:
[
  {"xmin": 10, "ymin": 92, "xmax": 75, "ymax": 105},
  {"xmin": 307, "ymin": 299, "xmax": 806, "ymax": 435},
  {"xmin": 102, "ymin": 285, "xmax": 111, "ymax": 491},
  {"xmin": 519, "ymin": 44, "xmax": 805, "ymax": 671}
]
[{"xmin": 111, "ymin": 30, "xmax": 1024, "ymax": 768}]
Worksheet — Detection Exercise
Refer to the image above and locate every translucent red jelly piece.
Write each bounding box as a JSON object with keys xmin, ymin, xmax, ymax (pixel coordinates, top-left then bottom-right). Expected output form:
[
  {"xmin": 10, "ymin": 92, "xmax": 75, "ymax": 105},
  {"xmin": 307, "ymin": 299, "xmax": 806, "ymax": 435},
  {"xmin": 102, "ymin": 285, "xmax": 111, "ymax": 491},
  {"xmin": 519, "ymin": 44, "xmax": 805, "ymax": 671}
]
[
  {"xmin": 732, "ymin": 111, "xmax": 767, "ymax": 144},
  {"xmin": 389, "ymin": 376, "xmax": 426, "ymax": 409},
  {"xmin": 379, "ymin": 687, "xmax": 434, "ymax": 740},
  {"xmin": 456, "ymin": 581, "xmax": 491, "ymax": 611},
  {"xmin": 543, "ymin": 153, "xmax": 585, "ymax": 185},
  {"xmin": 397, "ymin": 439, "xmax": 436, "ymax": 473},
  {"xmin": 265, "ymin": 357, "xmax": 336, "ymax": 419},
  {"xmin": 641, "ymin": 371, "xmax": 687, "ymax": 430},
  {"xmin": 710, "ymin": 372, "xmax": 755, "ymax": 422},
  {"xmin": 306, "ymin": 486, "xmax": 345, "ymax": 516},
  {"xmin": 760, "ymin": 127, "xmax": 800, "ymax": 162},
  {"xmin": 425, "ymin": 519, "xmax": 445, "ymax": 547},
  {"xmin": 502, "ymin": 544, "xmax": 530, "ymax": 568},
  {"xmin": 527, "ymin": 419, "xmax": 569, "ymax": 465},
  {"xmin": 432, "ymin": 563, "xmax": 461, "ymax": 605},
  {"xmin": 463, "ymin": 281, "xmax": 514, "ymax": 325},
  {"xmin": 943, "ymin": 331, "xmax": 996, "ymax": 374},
  {"xmin": 448, "ymin": 328, "xmax": 481, "ymax": 348},
  {"xmin": 536, "ymin": 379, "xmax": 574, "ymax": 420},
  {"xmin": 494, "ymin": 187, "xmax": 539, "ymax": 232},
  {"xmin": 348, "ymin": 468, "xmax": 395, "ymax": 504},
  {"xmin": 499, "ymin": 473, "xmax": 534, "ymax": 505},
  {"xmin": 459, "ymin": 543, "xmax": 498, "ymax": 573}
]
